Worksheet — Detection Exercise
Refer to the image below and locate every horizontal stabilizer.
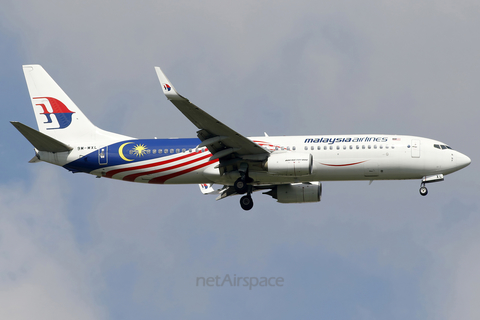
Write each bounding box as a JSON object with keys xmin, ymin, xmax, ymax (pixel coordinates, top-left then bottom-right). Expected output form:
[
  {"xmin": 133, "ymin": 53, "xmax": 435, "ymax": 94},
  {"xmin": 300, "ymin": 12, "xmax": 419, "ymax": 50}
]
[
  {"xmin": 11, "ymin": 121, "xmax": 73, "ymax": 152},
  {"xmin": 199, "ymin": 183, "xmax": 219, "ymax": 195}
]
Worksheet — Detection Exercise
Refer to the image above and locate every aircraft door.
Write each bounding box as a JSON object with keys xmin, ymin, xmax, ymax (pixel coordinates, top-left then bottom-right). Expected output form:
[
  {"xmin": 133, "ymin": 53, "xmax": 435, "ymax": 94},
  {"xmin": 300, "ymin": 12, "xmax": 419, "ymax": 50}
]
[
  {"xmin": 98, "ymin": 146, "xmax": 108, "ymax": 165},
  {"xmin": 411, "ymin": 139, "xmax": 420, "ymax": 158}
]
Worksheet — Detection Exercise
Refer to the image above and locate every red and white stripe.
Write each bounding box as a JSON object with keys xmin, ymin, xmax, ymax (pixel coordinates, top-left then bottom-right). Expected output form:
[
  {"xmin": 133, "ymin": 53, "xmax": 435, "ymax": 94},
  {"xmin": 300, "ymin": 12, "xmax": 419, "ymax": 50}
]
[{"xmin": 105, "ymin": 150, "xmax": 217, "ymax": 184}]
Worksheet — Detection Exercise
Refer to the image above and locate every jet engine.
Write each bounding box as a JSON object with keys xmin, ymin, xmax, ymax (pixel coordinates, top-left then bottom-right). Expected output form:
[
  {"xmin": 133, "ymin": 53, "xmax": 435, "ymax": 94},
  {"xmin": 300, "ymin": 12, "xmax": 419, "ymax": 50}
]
[
  {"xmin": 264, "ymin": 182, "xmax": 322, "ymax": 203},
  {"xmin": 264, "ymin": 153, "xmax": 313, "ymax": 176}
]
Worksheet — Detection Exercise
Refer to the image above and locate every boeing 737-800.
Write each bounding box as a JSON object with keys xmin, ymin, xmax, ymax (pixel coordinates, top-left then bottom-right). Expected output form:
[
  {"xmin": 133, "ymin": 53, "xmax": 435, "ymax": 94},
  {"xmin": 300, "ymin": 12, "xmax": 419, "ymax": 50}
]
[{"xmin": 12, "ymin": 65, "xmax": 471, "ymax": 210}]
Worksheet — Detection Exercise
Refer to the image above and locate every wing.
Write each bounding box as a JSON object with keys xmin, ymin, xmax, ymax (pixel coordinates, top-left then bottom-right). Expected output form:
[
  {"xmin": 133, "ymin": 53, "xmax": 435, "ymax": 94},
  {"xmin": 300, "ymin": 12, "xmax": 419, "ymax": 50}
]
[{"xmin": 155, "ymin": 67, "xmax": 270, "ymax": 165}]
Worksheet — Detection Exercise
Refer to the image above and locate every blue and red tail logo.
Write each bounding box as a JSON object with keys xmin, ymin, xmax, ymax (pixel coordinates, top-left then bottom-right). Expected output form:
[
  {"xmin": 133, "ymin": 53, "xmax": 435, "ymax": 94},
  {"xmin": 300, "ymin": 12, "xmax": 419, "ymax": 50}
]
[
  {"xmin": 33, "ymin": 97, "xmax": 75, "ymax": 130},
  {"xmin": 163, "ymin": 84, "xmax": 171, "ymax": 92}
]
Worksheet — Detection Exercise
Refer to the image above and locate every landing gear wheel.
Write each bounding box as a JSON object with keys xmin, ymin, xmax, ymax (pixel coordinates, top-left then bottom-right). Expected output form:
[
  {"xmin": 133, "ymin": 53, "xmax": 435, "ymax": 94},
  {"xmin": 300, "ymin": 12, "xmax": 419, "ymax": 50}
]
[
  {"xmin": 234, "ymin": 177, "xmax": 248, "ymax": 194},
  {"xmin": 240, "ymin": 195, "xmax": 254, "ymax": 211},
  {"xmin": 419, "ymin": 186, "xmax": 428, "ymax": 196}
]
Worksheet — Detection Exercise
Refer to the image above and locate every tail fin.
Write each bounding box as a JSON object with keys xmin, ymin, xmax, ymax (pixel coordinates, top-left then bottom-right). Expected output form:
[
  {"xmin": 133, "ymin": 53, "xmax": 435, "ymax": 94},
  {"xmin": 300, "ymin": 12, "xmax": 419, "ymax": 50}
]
[{"xmin": 23, "ymin": 65, "xmax": 98, "ymax": 143}]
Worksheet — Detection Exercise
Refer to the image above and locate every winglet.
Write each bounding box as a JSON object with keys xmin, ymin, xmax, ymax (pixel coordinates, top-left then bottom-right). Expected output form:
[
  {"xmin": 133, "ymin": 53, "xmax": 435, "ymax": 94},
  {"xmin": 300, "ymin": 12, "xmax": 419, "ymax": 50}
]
[{"xmin": 154, "ymin": 67, "xmax": 185, "ymax": 101}]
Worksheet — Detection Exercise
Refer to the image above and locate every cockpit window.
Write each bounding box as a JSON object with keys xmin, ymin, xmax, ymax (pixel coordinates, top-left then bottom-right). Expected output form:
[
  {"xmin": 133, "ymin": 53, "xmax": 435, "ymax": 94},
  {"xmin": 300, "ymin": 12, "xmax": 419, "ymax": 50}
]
[{"xmin": 434, "ymin": 144, "xmax": 453, "ymax": 150}]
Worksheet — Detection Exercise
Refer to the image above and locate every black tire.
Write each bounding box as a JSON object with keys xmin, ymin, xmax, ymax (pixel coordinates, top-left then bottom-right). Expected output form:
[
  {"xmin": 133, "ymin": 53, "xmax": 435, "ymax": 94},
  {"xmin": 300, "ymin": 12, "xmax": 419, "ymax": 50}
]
[
  {"xmin": 419, "ymin": 186, "xmax": 428, "ymax": 196},
  {"xmin": 240, "ymin": 195, "xmax": 254, "ymax": 211},
  {"xmin": 234, "ymin": 177, "xmax": 248, "ymax": 194}
]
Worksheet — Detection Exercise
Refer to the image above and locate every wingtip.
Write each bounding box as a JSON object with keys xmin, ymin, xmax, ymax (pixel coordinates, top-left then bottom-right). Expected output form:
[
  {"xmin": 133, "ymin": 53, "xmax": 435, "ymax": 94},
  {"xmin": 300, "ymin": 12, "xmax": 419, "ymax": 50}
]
[{"xmin": 154, "ymin": 66, "xmax": 183, "ymax": 100}]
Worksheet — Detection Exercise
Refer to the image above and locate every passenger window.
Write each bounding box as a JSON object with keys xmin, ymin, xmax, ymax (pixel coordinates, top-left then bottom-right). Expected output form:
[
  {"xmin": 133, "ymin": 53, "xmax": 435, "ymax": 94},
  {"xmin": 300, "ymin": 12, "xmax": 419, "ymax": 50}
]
[
  {"xmin": 324, "ymin": 146, "xmax": 327, "ymax": 150},
  {"xmin": 368, "ymin": 145, "xmax": 371, "ymax": 149},
  {"xmin": 292, "ymin": 146, "xmax": 296, "ymax": 151},
  {"xmin": 287, "ymin": 146, "xmax": 290, "ymax": 151},
  {"xmin": 182, "ymin": 148, "xmax": 186, "ymax": 152},
  {"xmin": 379, "ymin": 145, "xmax": 383, "ymax": 149},
  {"xmin": 164, "ymin": 149, "xmax": 168, "ymax": 153},
  {"xmin": 311, "ymin": 146, "xmax": 314, "ymax": 150},
  {"xmin": 153, "ymin": 149, "xmax": 157, "ymax": 154},
  {"xmin": 362, "ymin": 145, "xmax": 365, "ymax": 149},
  {"xmin": 170, "ymin": 149, "xmax": 174, "ymax": 153},
  {"xmin": 336, "ymin": 146, "xmax": 340, "ymax": 150},
  {"xmin": 343, "ymin": 145, "xmax": 346, "ymax": 150},
  {"xmin": 158, "ymin": 149, "xmax": 163, "ymax": 154},
  {"xmin": 385, "ymin": 146, "xmax": 389, "ymax": 149},
  {"xmin": 374, "ymin": 145, "xmax": 377, "ymax": 149},
  {"xmin": 275, "ymin": 146, "xmax": 279, "ymax": 151},
  {"xmin": 317, "ymin": 146, "xmax": 321, "ymax": 150},
  {"xmin": 330, "ymin": 146, "xmax": 333, "ymax": 150},
  {"xmin": 304, "ymin": 146, "xmax": 308, "ymax": 150},
  {"xmin": 356, "ymin": 145, "xmax": 359, "ymax": 149}
]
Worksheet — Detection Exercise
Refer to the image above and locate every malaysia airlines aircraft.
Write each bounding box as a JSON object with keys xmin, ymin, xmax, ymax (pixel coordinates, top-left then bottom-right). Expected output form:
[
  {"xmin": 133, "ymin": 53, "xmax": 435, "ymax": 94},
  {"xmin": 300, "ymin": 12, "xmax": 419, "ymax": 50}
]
[{"xmin": 12, "ymin": 65, "xmax": 471, "ymax": 210}]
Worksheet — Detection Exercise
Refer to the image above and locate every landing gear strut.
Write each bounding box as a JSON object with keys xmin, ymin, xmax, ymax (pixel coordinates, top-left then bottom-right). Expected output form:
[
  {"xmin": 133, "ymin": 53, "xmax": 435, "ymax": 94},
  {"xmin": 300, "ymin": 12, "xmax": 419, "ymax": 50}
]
[{"xmin": 234, "ymin": 163, "xmax": 250, "ymax": 194}]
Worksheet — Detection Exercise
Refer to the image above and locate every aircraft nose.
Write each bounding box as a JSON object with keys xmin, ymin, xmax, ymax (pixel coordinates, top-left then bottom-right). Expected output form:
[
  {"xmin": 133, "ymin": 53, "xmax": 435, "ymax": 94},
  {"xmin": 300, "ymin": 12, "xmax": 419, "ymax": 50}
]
[{"xmin": 457, "ymin": 152, "xmax": 471, "ymax": 170}]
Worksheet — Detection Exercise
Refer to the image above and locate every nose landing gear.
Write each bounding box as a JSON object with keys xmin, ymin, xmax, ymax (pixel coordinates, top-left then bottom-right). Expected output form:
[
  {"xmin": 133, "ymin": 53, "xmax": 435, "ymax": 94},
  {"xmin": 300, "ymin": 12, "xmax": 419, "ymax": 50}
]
[
  {"xmin": 419, "ymin": 183, "xmax": 428, "ymax": 196},
  {"xmin": 419, "ymin": 174, "xmax": 444, "ymax": 196}
]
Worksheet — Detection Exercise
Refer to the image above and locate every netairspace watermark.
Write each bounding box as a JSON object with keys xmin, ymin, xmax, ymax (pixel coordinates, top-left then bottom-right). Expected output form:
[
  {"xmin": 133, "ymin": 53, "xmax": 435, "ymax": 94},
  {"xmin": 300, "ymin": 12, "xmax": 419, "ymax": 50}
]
[{"xmin": 196, "ymin": 274, "xmax": 284, "ymax": 290}]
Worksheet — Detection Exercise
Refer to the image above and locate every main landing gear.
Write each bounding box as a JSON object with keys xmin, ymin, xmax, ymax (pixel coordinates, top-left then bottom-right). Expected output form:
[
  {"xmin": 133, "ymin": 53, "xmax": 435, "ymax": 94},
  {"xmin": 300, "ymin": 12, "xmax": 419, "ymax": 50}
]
[
  {"xmin": 235, "ymin": 164, "xmax": 254, "ymax": 210},
  {"xmin": 234, "ymin": 177, "xmax": 248, "ymax": 194},
  {"xmin": 235, "ymin": 177, "xmax": 254, "ymax": 210},
  {"xmin": 240, "ymin": 194, "xmax": 254, "ymax": 211}
]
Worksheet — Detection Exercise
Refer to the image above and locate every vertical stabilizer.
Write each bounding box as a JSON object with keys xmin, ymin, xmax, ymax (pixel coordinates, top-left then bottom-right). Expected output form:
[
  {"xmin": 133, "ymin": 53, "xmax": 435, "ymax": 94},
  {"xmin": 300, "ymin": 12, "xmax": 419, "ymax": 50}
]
[{"xmin": 23, "ymin": 65, "xmax": 98, "ymax": 143}]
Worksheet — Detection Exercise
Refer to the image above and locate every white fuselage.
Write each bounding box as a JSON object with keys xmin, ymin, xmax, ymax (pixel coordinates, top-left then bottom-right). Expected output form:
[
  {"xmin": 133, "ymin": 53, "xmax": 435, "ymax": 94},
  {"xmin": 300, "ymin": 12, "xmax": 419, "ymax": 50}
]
[{"xmin": 38, "ymin": 134, "xmax": 470, "ymax": 186}]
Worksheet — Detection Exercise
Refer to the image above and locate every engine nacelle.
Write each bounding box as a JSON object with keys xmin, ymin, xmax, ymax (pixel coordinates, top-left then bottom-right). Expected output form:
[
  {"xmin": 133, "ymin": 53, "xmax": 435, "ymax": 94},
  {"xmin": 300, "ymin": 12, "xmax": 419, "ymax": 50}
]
[
  {"xmin": 265, "ymin": 182, "xmax": 322, "ymax": 203},
  {"xmin": 264, "ymin": 153, "xmax": 313, "ymax": 176}
]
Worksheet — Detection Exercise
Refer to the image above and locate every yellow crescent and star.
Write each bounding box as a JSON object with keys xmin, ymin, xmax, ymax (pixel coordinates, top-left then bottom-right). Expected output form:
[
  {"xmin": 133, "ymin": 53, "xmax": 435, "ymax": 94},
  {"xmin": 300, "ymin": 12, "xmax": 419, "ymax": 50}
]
[{"xmin": 118, "ymin": 142, "xmax": 149, "ymax": 162}]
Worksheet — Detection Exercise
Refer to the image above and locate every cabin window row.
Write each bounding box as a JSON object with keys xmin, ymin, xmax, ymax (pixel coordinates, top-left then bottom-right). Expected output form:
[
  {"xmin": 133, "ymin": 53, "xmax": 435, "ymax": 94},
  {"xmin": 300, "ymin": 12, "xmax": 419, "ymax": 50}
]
[{"xmin": 272, "ymin": 145, "xmax": 396, "ymax": 151}]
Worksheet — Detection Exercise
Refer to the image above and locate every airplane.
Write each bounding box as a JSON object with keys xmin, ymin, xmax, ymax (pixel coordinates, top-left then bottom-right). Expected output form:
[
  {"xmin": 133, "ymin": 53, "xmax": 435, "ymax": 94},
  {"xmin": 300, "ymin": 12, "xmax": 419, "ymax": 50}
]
[{"xmin": 11, "ymin": 65, "xmax": 471, "ymax": 210}]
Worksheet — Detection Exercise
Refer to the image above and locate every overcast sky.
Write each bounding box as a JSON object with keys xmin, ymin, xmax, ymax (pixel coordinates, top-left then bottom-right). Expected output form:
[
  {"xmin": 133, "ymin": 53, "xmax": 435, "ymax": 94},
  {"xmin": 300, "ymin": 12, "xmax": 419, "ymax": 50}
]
[{"xmin": 1, "ymin": 0, "xmax": 479, "ymax": 319}]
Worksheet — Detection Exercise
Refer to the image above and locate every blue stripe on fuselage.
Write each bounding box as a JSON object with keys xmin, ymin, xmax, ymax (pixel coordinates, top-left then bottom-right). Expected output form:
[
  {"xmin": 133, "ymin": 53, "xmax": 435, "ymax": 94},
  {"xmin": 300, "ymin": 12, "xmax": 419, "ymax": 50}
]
[{"xmin": 64, "ymin": 138, "xmax": 202, "ymax": 173}]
